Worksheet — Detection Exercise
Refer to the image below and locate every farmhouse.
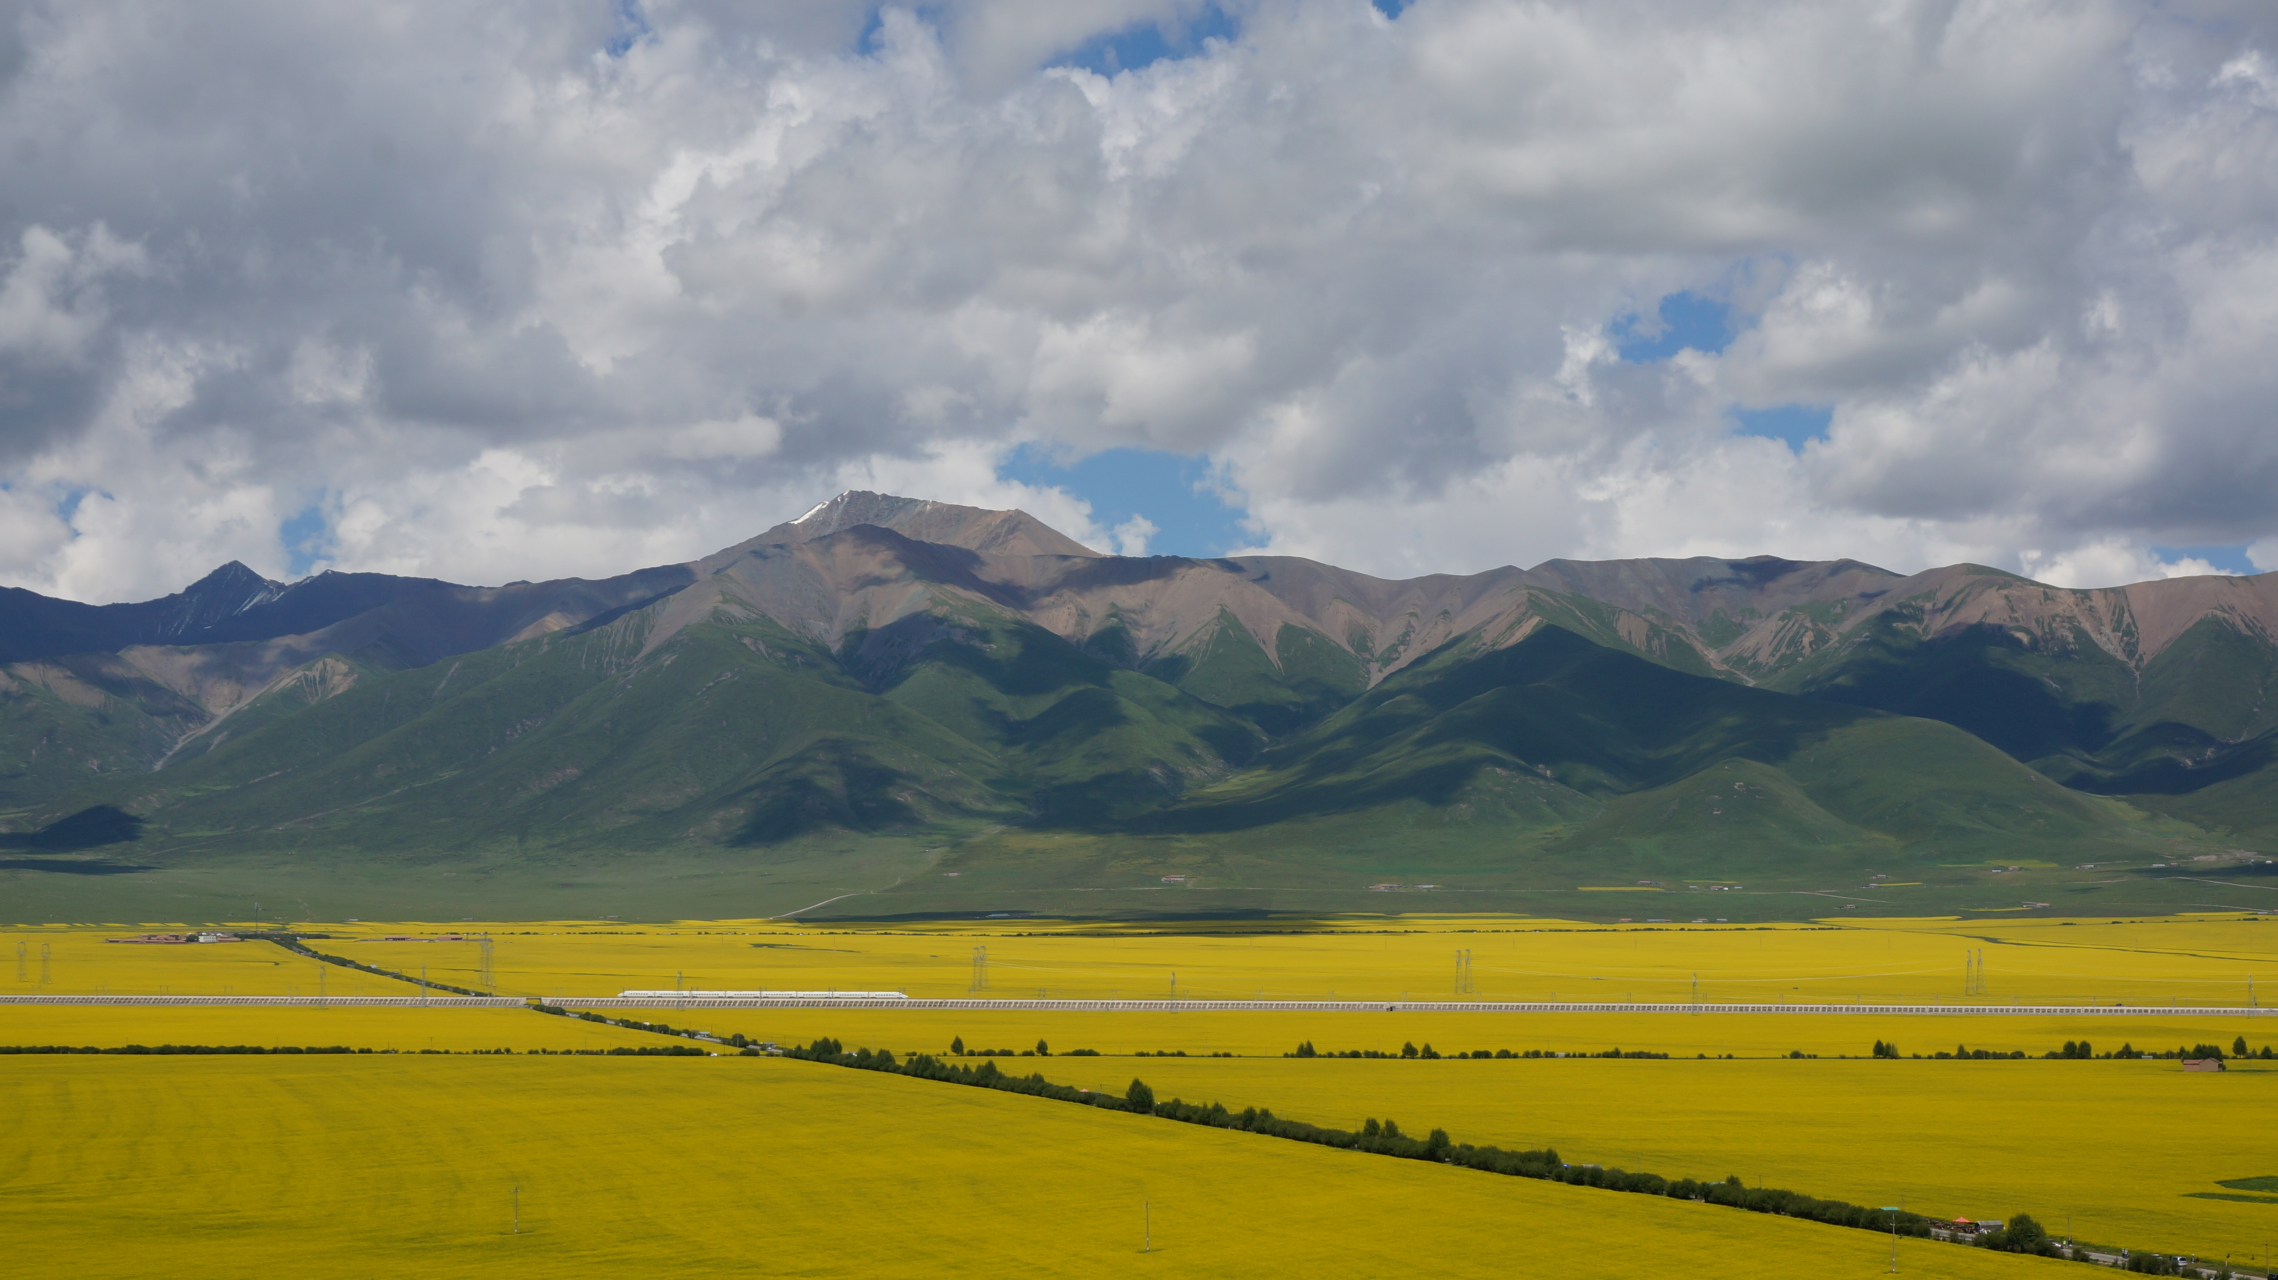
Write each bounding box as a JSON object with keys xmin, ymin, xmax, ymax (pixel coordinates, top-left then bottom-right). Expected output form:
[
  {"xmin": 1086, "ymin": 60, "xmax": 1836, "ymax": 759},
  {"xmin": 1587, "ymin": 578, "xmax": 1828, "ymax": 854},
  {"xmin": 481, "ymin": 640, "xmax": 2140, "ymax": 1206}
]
[
  {"xmin": 1948, "ymin": 1218, "xmax": 2004, "ymax": 1238},
  {"xmin": 2180, "ymin": 1058, "xmax": 2226, "ymax": 1072}
]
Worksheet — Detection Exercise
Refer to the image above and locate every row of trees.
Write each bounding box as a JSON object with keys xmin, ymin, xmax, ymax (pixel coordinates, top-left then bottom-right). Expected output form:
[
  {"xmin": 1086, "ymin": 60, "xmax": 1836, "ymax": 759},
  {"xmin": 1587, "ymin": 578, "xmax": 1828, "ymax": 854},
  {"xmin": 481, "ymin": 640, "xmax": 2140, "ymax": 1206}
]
[
  {"xmin": 274, "ymin": 935, "xmax": 490, "ymax": 996},
  {"xmin": 946, "ymin": 1036, "xmax": 1088, "ymax": 1056},
  {"xmin": 1289, "ymin": 1040, "xmax": 1667, "ymax": 1059},
  {"xmin": 772, "ymin": 1031, "xmax": 2239, "ymax": 1271},
  {"xmin": 777, "ymin": 1037, "xmax": 1932, "ymax": 1240},
  {"xmin": 1867, "ymin": 1038, "xmax": 2274, "ymax": 1060}
]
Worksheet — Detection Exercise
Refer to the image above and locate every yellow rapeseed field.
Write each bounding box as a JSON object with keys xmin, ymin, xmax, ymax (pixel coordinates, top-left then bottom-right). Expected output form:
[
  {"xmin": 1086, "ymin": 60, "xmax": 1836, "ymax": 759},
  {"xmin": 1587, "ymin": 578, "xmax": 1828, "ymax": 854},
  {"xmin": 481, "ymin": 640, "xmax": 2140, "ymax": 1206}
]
[
  {"xmin": 1082, "ymin": 1055, "xmax": 2278, "ymax": 1267},
  {"xmin": 11, "ymin": 914, "xmax": 2275, "ymax": 1006},
  {"xmin": 0, "ymin": 1053, "xmax": 2062, "ymax": 1279},
  {"xmin": 298, "ymin": 913, "xmax": 2278, "ymax": 1006},
  {"xmin": 0, "ymin": 927, "xmax": 381, "ymax": 996},
  {"xmin": 0, "ymin": 1005, "xmax": 667, "ymax": 1052},
  {"xmin": 669, "ymin": 1007, "xmax": 2277, "ymax": 1060}
]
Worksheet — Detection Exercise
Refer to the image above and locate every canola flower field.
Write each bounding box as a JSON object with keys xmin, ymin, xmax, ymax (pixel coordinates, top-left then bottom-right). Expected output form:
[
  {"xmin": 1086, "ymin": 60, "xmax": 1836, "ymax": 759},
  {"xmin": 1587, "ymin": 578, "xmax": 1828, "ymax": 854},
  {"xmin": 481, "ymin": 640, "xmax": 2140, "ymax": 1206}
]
[
  {"xmin": 5, "ymin": 913, "xmax": 2274, "ymax": 1274},
  {"xmin": 9, "ymin": 913, "xmax": 2274, "ymax": 1005},
  {"xmin": 640, "ymin": 1007, "xmax": 2276, "ymax": 1060},
  {"xmin": 0, "ymin": 1052, "xmax": 2062, "ymax": 1279},
  {"xmin": 1071, "ymin": 1055, "xmax": 2278, "ymax": 1267},
  {"xmin": 321, "ymin": 912, "xmax": 2278, "ymax": 1006},
  {"xmin": 0, "ymin": 1005, "xmax": 667, "ymax": 1053}
]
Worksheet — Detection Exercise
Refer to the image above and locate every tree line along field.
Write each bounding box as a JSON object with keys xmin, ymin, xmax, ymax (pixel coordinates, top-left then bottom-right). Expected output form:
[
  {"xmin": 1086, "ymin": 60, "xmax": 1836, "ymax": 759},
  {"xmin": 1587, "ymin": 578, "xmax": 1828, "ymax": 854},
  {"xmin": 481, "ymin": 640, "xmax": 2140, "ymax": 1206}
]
[
  {"xmin": 1061, "ymin": 1055, "xmax": 2277, "ymax": 1268},
  {"xmin": 0, "ymin": 1053, "xmax": 2063, "ymax": 1280},
  {"xmin": 649, "ymin": 1006, "xmax": 2275, "ymax": 1059}
]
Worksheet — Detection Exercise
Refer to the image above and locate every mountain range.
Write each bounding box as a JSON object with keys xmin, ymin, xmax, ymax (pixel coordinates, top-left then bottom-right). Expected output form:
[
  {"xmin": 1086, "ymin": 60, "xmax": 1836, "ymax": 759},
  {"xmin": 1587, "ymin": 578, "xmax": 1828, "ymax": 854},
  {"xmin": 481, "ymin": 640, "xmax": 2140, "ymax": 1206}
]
[{"xmin": 4, "ymin": 491, "xmax": 2273, "ymax": 921}]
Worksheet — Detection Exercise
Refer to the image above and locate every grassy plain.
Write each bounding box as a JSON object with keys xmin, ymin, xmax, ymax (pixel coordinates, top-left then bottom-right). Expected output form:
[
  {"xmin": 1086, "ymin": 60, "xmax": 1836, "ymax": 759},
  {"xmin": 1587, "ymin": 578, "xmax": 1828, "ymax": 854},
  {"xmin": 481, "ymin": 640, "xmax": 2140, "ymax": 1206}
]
[
  {"xmin": 0, "ymin": 1053, "xmax": 2060, "ymax": 1279},
  {"xmin": 1087, "ymin": 1056, "xmax": 2278, "ymax": 1266},
  {"xmin": 284, "ymin": 913, "xmax": 2278, "ymax": 1007}
]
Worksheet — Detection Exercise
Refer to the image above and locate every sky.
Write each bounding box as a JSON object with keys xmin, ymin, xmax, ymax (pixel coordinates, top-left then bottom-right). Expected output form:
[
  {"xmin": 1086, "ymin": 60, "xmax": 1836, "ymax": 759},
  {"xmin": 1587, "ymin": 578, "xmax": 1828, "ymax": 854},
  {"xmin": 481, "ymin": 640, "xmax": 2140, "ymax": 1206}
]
[{"xmin": 4, "ymin": 0, "xmax": 2278, "ymax": 602}]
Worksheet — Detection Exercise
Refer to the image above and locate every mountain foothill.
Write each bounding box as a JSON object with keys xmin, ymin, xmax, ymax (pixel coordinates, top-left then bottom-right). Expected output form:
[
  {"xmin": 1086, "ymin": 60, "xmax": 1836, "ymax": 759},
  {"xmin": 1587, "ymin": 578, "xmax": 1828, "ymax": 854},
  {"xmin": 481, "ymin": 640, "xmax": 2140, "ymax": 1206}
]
[{"xmin": 4, "ymin": 490, "xmax": 2275, "ymax": 918}]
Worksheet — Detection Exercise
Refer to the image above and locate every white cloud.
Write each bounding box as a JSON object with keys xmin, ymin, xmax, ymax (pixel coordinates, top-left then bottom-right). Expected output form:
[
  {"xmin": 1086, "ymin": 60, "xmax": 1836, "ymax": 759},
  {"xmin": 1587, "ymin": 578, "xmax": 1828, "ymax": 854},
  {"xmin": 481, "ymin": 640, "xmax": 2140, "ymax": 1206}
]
[
  {"xmin": 1110, "ymin": 513, "xmax": 1158, "ymax": 556},
  {"xmin": 0, "ymin": 0, "xmax": 2273, "ymax": 601}
]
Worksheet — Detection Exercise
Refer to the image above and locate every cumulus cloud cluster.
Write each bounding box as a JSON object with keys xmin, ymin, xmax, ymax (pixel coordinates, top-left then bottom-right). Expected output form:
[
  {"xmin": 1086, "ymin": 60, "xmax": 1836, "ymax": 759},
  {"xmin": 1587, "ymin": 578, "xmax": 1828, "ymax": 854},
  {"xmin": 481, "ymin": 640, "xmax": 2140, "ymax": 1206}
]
[{"xmin": 1, "ymin": 0, "xmax": 2274, "ymax": 600}]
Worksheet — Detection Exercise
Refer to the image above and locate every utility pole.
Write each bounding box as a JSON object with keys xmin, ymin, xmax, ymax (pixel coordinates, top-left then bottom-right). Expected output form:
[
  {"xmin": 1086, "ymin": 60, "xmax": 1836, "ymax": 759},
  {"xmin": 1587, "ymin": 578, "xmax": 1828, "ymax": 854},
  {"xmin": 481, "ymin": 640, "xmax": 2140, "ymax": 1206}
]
[
  {"xmin": 513, "ymin": 1185, "xmax": 520, "ymax": 1235},
  {"xmin": 1143, "ymin": 1199, "xmax": 1150, "ymax": 1253}
]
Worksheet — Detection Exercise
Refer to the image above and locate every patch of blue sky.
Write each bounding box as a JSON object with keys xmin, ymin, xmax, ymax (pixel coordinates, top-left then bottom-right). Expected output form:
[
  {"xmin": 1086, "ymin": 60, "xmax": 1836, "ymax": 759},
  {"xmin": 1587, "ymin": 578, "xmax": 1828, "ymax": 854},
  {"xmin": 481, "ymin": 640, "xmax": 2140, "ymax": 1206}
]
[
  {"xmin": 997, "ymin": 444, "xmax": 1249, "ymax": 558},
  {"xmin": 605, "ymin": 0, "xmax": 651, "ymax": 57},
  {"xmin": 1732, "ymin": 405, "xmax": 1833, "ymax": 451},
  {"xmin": 53, "ymin": 484, "xmax": 93, "ymax": 524},
  {"xmin": 2150, "ymin": 544, "xmax": 2260, "ymax": 576},
  {"xmin": 1054, "ymin": 4, "xmax": 1240, "ymax": 76},
  {"xmin": 1613, "ymin": 290, "xmax": 1733, "ymax": 362},
  {"xmin": 1371, "ymin": 0, "xmax": 1415, "ymax": 16},
  {"xmin": 280, "ymin": 503, "xmax": 330, "ymax": 577}
]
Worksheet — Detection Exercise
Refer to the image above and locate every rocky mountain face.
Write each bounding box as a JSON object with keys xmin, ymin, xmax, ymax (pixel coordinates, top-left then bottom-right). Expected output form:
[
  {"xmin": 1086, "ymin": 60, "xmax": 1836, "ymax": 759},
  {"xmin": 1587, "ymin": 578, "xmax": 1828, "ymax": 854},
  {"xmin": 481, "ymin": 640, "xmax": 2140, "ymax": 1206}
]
[{"xmin": 4, "ymin": 491, "xmax": 2275, "ymax": 890}]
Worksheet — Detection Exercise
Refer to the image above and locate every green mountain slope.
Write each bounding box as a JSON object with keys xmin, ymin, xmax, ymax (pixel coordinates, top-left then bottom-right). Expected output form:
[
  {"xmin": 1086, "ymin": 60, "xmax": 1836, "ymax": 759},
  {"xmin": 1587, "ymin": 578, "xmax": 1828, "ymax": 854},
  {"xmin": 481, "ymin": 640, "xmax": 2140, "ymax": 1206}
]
[
  {"xmin": 1781, "ymin": 608, "xmax": 2278, "ymax": 835},
  {"xmin": 1132, "ymin": 625, "xmax": 2164, "ymax": 874},
  {"xmin": 0, "ymin": 654, "xmax": 213, "ymax": 812},
  {"xmin": 53, "ymin": 590, "xmax": 1267, "ymax": 866},
  {"xmin": 3, "ymin": 496, "xmax": 2270, "ymax": 920}
]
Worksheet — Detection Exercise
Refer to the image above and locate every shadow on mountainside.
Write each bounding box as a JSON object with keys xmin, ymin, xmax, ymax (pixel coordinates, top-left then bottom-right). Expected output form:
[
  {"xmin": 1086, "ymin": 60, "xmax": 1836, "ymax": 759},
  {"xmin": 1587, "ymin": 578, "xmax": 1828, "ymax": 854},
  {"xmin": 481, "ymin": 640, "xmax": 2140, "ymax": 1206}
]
[
  {"xmin": 730, "ymin": 743, "xmax": 926, "ymax": 845},
  {"xmin": 0, "ymin": 804, "xmax": 147, "ymax": 851}
]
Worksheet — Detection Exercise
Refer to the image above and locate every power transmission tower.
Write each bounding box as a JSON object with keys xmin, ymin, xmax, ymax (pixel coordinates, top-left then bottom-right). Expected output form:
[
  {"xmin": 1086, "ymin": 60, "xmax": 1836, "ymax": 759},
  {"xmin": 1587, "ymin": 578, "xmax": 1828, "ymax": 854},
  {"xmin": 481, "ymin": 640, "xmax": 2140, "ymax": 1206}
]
[
  {"xmin": 14, "ymin": 941, "xmax": 24, "ymax": 982},
  {"xmin": 969, "ymin": 946, "xmax": 988, "ymax": 992},
  {"xmin": 1454, "ymin": 949, "xmax": 1474, "ymax": 995},
  {"xmin": 480, "ymin": 938, "xmax": 494, "ymax": 991},
  {"xmin": 39, "ymin": 942, "xmax": 51, "ymax": 985}
]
